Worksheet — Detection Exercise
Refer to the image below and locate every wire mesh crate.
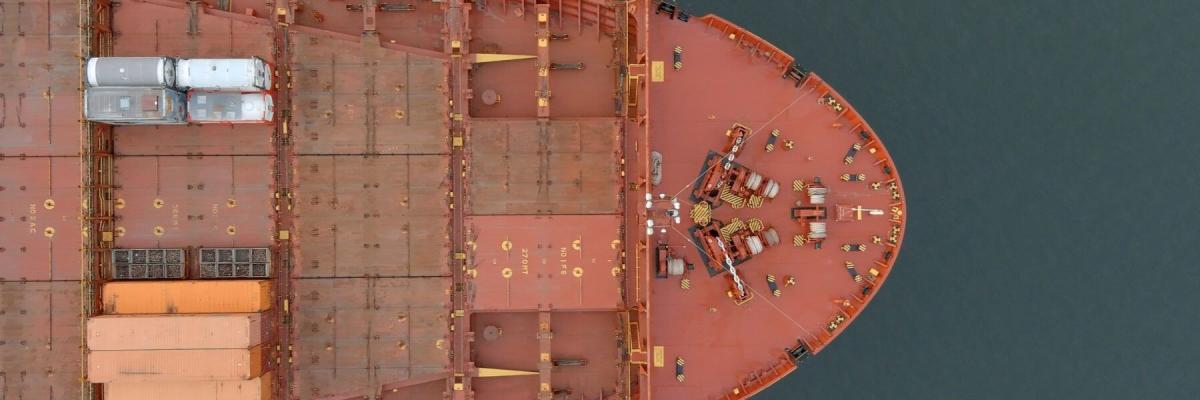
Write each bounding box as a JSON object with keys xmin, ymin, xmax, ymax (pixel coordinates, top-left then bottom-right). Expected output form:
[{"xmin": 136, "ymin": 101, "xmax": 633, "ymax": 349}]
[
  {"xmin": 110, "ymin": 248, "xmax": 186, "ymax": 279},
  {"xmin": 198, "ymin": 247, "xmax": 271, "ymax": 278}
]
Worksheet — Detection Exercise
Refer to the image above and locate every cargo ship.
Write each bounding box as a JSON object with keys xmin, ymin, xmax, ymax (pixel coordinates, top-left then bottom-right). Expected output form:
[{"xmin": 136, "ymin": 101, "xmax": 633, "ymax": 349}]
[{"xmin": 0, "ymin": 0, "xmax": 906, "ymax": 399}]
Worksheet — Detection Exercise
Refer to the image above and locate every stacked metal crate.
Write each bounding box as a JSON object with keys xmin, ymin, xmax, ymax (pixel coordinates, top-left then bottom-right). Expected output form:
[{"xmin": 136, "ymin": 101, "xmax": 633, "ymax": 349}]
[
  {"xmin": 108, "ymin": 247, "xmax": 271, "ymax": 280},
  {"xmin": 84, "ymin": 56, "xmax": 274, "ymax": 125},
  {"xmin": 110, "ymin": 248, "xmax": 186, "ymax": 279},
  {"xmin": 199, "ymin": 248, "xmax": 272, "ymax": 278}
]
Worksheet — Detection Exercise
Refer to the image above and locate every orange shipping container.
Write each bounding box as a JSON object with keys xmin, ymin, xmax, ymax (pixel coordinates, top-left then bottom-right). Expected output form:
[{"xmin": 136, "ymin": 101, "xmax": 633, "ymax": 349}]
[
  {"xmin": 102, "ymin": 372, "xmax": 272, "ymax": 400},
  {"xmin": 87, "ymin": 344, "xmax": 268, "ymax": 383},
  {"xmin": 87, "ymin": 313, "xmax": 268, "ymax": 351},
  {"xmin": 102, "ymin": 280, "xmax": 272, "ymax": 314}
]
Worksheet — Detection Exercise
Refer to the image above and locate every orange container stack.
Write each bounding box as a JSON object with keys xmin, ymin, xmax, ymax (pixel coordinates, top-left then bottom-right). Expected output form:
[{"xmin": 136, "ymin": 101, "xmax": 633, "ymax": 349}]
[
  {"xmin": 88, "ymin": 280, "xmax": 274, "ymax": 399},
  {"xmin": 101, "ymin": 280, "xmax": 273, "ymax": 314}
]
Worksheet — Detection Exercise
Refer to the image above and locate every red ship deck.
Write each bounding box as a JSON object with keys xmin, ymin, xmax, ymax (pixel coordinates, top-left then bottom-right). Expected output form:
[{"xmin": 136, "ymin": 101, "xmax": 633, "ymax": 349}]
[
  {"xmin": 1, "ymin": 0, "xmax": 87, "ymax": 397},
  {"xmin": 286, "ymin": 9, "xmax": 452, "ymax": 398},
  {"xmin": 626, "ymin": 10, "xmax": 907, "ymax": 399},
  {"xmin": 1, "ymin": 0, "xmax": 905, "ymax": 399}
]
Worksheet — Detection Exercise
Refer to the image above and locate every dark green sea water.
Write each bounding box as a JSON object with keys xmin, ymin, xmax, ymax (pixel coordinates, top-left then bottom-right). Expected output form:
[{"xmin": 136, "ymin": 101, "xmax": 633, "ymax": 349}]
[{"xmin": 678, "ymin": 1, "xmax": 1200, "ymax": 398}]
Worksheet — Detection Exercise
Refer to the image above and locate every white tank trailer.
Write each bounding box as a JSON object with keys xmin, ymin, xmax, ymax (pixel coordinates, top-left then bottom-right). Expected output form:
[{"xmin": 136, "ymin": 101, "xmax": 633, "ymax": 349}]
[
  {"xmin": 177, "ymin": 57, "xmax": 272, "ymax": 91},
  {"xmin": 86, "ymin": 57, "xmax": 177, "ymax": 88},
  {"xmin": 187, "ymin": 92, "xmax": 275, "ymax": 124},
  {"xmin": 84, "ymin": 87, "xmax": 187, "ymax": 125}
]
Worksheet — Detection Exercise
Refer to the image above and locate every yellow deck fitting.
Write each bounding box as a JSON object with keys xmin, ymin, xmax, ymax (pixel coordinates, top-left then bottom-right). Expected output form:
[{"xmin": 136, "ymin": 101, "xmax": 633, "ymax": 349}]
[
  {"xmin": 748, "ymin": 195, "xmax": 764, "ymax": 208},
  {"xmin": 719, "ymin": 186, "xmax": 747, "ymax": 208},
  {"xmin": 689, "ymin": 201, "xmax": 712, "ymax": 226},
  {"xmin": 469, "ymin": 53, "xmax": 538, "ymax": 64},
  {"xmin": 827, "ymin": 314, "xmax": 848, "ymax": 332},
  {"xmin": 719, "ymin": 218, "xmax": 746, "ymax": 241},
  {"xmin": 793, "ymin": 234, "xmax": 807, "ymax": 247},
  {"xmin": 676, "ymin": 357, "xmax": 686, "ymax": 382},
  {"xmin": 680, "ymin": 277, "xmax": 690, "ymax": 290},
  {"xmin": 746, "ymin": 218, "xmax": 764, "ymax": 233},
  {"xmin": 784, "ymin": 139, "xmax": 795, "ymax": 150},
  {"xmin": 653, "ymin": 346, "xmax": 665, "ymax": 367},
  {"xmin": 785, "ymin": 275, "xmax": 797, "ymax": 286},
  {"xmin": 477, "ymin": 368, "xmax": 538, "ymax": 377},
  {"xmin": 793, "ymin": 180, "xmax": 806, "ymax": 192}
]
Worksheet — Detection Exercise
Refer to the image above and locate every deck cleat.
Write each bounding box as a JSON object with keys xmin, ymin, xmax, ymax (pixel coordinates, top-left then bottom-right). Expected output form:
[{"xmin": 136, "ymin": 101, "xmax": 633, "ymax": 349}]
[
  {"xmin": 845, "ymin": 262, "xmax": 862, "ymax": 283},
  {"xmin": 840, "ymin": 173, "xmax": 866, "ymax": 182},
  {"xmin": 675, "ymin": 357, "xmax": 686, "ymax": 382},
  {"xmin": 844, "ymin": 143, "xmax": 863, "ymax": 165},
  {"xmin": 765, "ymin": 129, "xmax": 781, "ymax": 152}
]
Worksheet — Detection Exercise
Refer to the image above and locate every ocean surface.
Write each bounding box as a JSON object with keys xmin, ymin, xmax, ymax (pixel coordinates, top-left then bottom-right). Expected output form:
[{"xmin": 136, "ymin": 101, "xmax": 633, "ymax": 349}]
[{"xmin": 678, "ymin": 1, "xmax": 1200, "ymax": 399}]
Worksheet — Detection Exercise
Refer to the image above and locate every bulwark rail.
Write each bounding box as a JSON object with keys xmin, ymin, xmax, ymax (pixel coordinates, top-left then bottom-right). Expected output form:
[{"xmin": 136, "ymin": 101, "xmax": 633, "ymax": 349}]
[
  {"xmin": 79, "ymin": 0, "xmax": 115, "ymax": 398},
  {"xmin": 700, "ymin": 14, "xmax": 795, "ymax": 72}
]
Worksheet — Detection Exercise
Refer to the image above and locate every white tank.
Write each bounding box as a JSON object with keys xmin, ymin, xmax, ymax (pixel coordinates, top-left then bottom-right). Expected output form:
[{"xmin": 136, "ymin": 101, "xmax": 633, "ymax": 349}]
[
  {"xmin": 187, "ymin": 92, "xmax": 274, "ymax": 123},
  {"xmin": 86, "ymin": 57, "xmax": 177, "ymax": 88},
  {"xmin": 177, "ymin": 57, "xmax": 272, "ymax": 91}
]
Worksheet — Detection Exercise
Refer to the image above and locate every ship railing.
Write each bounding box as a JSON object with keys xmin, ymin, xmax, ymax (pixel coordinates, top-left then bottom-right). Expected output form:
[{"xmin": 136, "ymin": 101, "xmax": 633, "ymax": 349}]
[
  {"xmin": 699, "ymin": 14, "xmax": 795, "ymax": 72},
  {"xmin": 509, "ymin": 0, "xmax": 623, "ymax": 36},
  {"xmin": 80, "ymin": 0, "xmax": 115, "ymax": 397},
  {"xmin": 715, "ymin": 355, "xmax": 798, "ymax": 400}
]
